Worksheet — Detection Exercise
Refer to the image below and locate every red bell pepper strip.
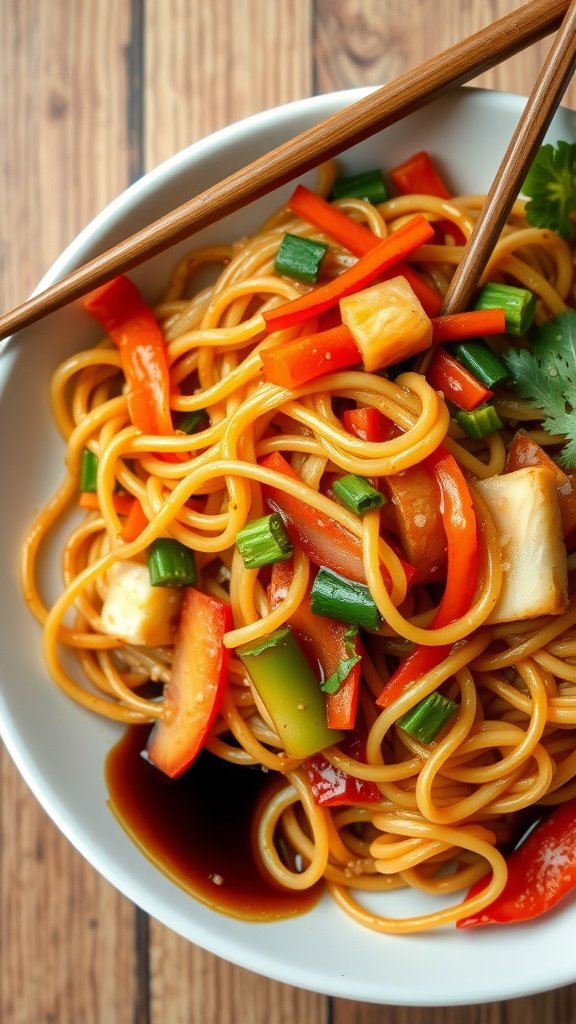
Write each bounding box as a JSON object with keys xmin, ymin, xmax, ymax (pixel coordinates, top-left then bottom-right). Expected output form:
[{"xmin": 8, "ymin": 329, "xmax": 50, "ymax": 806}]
[
  {"xmin": 260, "ymin": 323, "xmax": 360, "ymax": 388},
  {"xmin": 260, "ymin": 451, "xmax": 414, "ymax": 593},
  {"xmin": 432, "ymin": 309, "xmax": 506, "ymax": 344},
  {"xmin": 305, "ymin": 730, "xmax": 381, "ymax": 805},
  {"xmin": 427, "ymin": 347, "xmax": 494, "ymax": 412},
  {"xmin": 263, "ymin": 215, "xmax": 435, "ymax": 332},
  {"xmin": 388, "ymin": 151, "xmax": 467, "ymax": 246},
  {"xmin": 84, "ymin": 276, "xmax": 173, "ymax": 435},
  {"xmin": 341, "ymin": 406, "xmax": 401, "ymax": 442},
  {"xmin": 147, "ymin": 588, "xmax": 232, "ymax": 778},
  {"xmin": 457, "ymin": 798, "xmax": 576, "ymax": 927},
  {"xmin": 268, "ymin": 559, "xmax": 362, "ymax": 731},
  {"xmin": 376, "ymin": 446, "xmax": 478, "ymax": 708},
  {"xmin": 287, "ymin": 185, "xmax": 442, "ymax": 316},
  {"xmin": 78, "ymin": 491, "xmax": 135, "ymax": 515},
  {"xmin": 119, "ymin": 497, "xmax": 149, "ymax": 542}
]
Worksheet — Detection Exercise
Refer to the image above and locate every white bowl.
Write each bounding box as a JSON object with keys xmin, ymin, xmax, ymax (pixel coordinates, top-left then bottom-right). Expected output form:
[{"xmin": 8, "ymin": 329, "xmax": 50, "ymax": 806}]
[{"xmin": 2, "ymin": 87, "xmax": 576, "ymax": 1007}]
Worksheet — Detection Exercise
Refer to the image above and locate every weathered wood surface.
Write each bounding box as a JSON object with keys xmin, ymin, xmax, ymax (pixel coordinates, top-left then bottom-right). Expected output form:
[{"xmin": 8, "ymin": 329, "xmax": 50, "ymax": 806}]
[{"xmin": 2, "ymin": 2, "xmax": 576, "ymax": 1020}]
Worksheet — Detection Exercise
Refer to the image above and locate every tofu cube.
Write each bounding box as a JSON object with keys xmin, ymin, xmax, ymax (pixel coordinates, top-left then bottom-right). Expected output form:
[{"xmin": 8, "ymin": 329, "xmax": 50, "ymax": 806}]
[
  {"xmin": 101, "ymin": 560, "xmax": 183, "ymax": 646},
  {"xmin": 474, "ymin": 466, "xmax": 568, "ymax": 624},
  {"xmin": 340, "ymin": 276, "xmax": 432, "ymax": 372}
]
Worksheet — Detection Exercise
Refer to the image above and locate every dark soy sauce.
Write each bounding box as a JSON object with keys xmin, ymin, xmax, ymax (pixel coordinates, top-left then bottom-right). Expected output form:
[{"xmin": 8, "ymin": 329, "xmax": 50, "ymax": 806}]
[{"xmin": 105, "ymin": 725, "xmax": 322, "ymax": 921}]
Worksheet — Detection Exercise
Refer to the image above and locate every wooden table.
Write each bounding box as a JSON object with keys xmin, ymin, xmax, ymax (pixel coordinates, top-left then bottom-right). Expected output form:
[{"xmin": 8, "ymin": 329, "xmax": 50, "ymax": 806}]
[{"xmin": 2, "ymin": 2, "xmax": 576, "ymax": 1020}]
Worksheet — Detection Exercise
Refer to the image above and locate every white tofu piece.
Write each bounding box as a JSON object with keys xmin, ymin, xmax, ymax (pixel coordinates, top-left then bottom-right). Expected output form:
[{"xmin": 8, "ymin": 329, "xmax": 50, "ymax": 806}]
[
  {"xmin": 474, "ymin": 466, "xmax": 568, "ymax": 625},
  {"xmin": 101, "ymin": 560, "xmax": 183, "ymax": 646}
]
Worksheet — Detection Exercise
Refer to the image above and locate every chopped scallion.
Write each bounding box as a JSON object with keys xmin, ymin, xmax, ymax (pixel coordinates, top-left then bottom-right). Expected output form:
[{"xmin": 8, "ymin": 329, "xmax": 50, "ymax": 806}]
[
  {"xmin": 332, "ymin": 474, "xmax": 385, "ymax": 515},
  {"xmin": 474, "ymin": 282, "xmax": 536, "ymax": 336},
  {"xmin": 236, "ymin": 513, "xmax": 293, "ymax": 569},
  {"xmin": 455, "ymin": 403, "xmax": 503, "ymax": 439},
  {"xmin": 274, "ymin": 233, "xmax": 328, "ymax": 284},
  {"xmin": 310, "ymin": 567, "xmax": 381, "ymax": 629},
  {"xmin": 80, "ymin": 448, "xmax": 99, "ymax": 492},
  {"xmin": 397, "ymin": 691, "xmax": 458, "ymax": 743},
  {"xmin": 451, "ymin": 339, "xmax": 510, "ymax": 389},
  {"xmin": 177, "ymin": 409, "xmax": 208, "ymax": 434},
  {"xmin": 147, "ymin": 538, "xmax": 197, "ymax": 587},
  {"xmin": 332, "ymin": 169, "xmax": 387, "ymax": 204}
]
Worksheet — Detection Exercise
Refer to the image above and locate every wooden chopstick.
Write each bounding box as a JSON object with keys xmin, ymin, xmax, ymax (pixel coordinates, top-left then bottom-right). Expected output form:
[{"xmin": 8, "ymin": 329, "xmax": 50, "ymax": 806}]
[
  {"xmin": 442, "ymin": 0, "xmax": 576, "ymax": 314},
  {"xmin": 0, "ymin": 0, "xmax": 570, "ymax": 343}
]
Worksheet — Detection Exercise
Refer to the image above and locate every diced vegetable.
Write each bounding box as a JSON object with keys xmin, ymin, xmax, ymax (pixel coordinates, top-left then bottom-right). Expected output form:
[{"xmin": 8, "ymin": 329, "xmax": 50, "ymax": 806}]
[
  {"xmin": 505, "ymin": 429, "xmax": 576, "ymax": 537},
  {"xmin": 147, "ymin": 589, "xmax": 232, "ymax": 778},
  {"xmin": 455, "ymin": 403, "xmax": 503, "ymax": 439},
  {"xmin": 332, "ymin": 169, "xmax": 387, "ymax": 204},
  {"xmin": 238, "ymin": 626, "xmax": 344, "ymax": 758},
  {"xmin": 80, "ymin": 448, "xmax": 99, "ymax": 492},
  {"xmin": 260, "ymin": 324, "xmax": 360, "ymax": 388},
  {"xmin": 340, "ymin": 276, "xmax": 433, "ymax": 372},
  {"xmin": 84, "ymin": 275, "xmax": 173, "ymax": 435},
  {"xmin": 474, "ymin": 281, "xmax": 536, "ymax": 336},
  {"xmin": 310, "ymin": 567, "xmax": 381, "ymax": 630},
  {"xmin": 451, "ymin": 339, "xmax": 510, "ymax": 389},
  {"xmin": 427, "ymin": 347, "xmax": 494, "ymax": 411},
  {"xmin": 101, "ymin": 560, "xmax": 183, "ymax": 646},
  {"xmin": 397, "ymin": 691, "xmax": 458, "ymax": 743},
  {"xmin": 332, "ymin": 474, "xmax": 385, "ymax": 515},
  {"xmin": 381, "ymin": 465, "xmax": 447, "ymax": 584},
  {"xmin": 147, "ymin": 538, "xmax": 197, "ymax": 587},
  {"xmin": 389, "ymin": 150, "xmax": 451, "ymax": 199},
  {"xmin": 458, "ymin": 797, "xmax": 576, "ymax": 926},
  {"xmin": 342, "ymin": 406, "xmax": 401, "ymax": 442},
  {"xmin": 235, "ymin": 513, "xmax": 293, "ymax": 568},
  {"xmin": 274, "ymin": 232, "xmax": 328, "ymax": 283},
  {"xmin": 305, "ymin": 730, "xmax": 381, "ymax": 806},
  {"xmin": 262, "ymin": 214, "xmax": 435, "ymax": 332},
  {"xmin": 475, "ymin": 466, "xmax": 568, "ymax": 624}
]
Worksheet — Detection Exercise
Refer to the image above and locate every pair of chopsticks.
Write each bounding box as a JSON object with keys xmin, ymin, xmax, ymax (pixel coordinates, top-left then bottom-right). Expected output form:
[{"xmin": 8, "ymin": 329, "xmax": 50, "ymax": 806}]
[{"xmin": 0, "ymin": 0, "xmax": 574, "ymax": 343}]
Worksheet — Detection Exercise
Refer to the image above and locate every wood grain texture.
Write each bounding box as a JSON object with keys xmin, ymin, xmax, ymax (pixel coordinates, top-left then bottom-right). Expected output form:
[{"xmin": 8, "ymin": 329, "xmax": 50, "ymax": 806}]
[{"xmin": 2, "ymin": 1, "xmax": 576, "ymax": 1021}]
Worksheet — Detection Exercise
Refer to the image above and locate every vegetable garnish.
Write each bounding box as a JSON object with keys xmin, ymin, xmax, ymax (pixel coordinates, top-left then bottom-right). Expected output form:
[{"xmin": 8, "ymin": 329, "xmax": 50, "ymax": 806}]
[
  {"xmin": 274, "ymin": 232, "xmax": 328, "ymax": 283},
  {"xmin": 235, "ymin": 513, "xmax": 293, "ymax": 568},
  {"xmin": 451, "ymin": 339, "xmax": 510, "ymax": 389},
  {"xmin": 427, "ymin": 347, "xmax": 494, "ymax": 411},
  {"xmin": 455, "ymin": 403, "xmax": 503, "ymax": 440},
  {"xmin": 332, "ymin": 474, "xmax": 384, "ymax": 516},
  {"xmin": 503, "ymin": 309, "xmax": 576, "ymax": 468},
  {"xmin": 474, "ymin": 282, "xmax": 536, "ymax": 336},
  {"xmin": 320, "ymin": 625, "xmax": 362, "ymax": 694},
  {"xmin": 238, "ymin": 626, "xmax": 344, "ymax": 758},
  {"xmin": 80, "ymin": 448, "xmax": 99, "ymax": 492},
  {"xmin": 523, "ymin": 141, "xmax": 576, "ymax": 238},
  {"xmin": 147, "ymin": 538, "xmax": 197, "ymax": 587},
  {"xmin": 397, "ymin": 691, "xmax": 458, "ymax": 744},
  {"xmin": 331, "ymin": 168, "xmax": 387, "ymax": 204},
  {"xmin": 457, "ymin": 797, "xmax": 576, "ymax": 927},
  {"xmin": 310, "ymin": 566, "xmax": 382, "ymax": 630}
]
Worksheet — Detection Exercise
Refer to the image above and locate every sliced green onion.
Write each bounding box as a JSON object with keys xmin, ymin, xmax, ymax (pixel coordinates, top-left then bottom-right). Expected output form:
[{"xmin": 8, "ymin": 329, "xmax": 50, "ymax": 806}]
[
  {"xmin": 274, "ymin": 233, "xmax": 328, "ymax": 284},
  {"xmin": 474, "ymin": 282, "xmax": 536, "ymax": 336},
  {"xmin": 238, "ymin": 625, "xmax": 344, "ymax": 758},
  {"xmin": 332, "ymin": 169, "xmax": 387, "ymax": 205},
  {"xmin": 332, "ymin": 474, "xmax": 385, "ymax": 515},
  {"xmin": 397, "ymin": 691, "xmax": 458, "ymax": 743},
  {"xmin": 177, "ymin": 409, "xmax": 208, "ymax": 434},
  {"xmin": 455, "ymin": 403, "xmax": 503, "ymax": 439},
  {"xmin": 80, "ymin": 448, "xmax": 99, "ymax": 492},
  {"xmin": 147, "ymin": 538, "xmax": 197, "ymax": 587},
  {"xmin": 451, "ymin": 339, "xmax": 510, "ymax": 389},
  {"xmin": 310, "ymin": 567, "xmax": 381, "ymax": 629},
  {"xmin": 235, "ymin": 513, "xmax": 293, "ymax": 568}
]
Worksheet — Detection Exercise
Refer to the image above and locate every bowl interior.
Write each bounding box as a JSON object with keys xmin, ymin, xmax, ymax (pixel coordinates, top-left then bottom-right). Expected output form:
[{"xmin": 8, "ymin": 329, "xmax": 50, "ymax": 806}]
[{"xmin": 2, "ymin": 87, "xmax": 576, "ymax": 1006}]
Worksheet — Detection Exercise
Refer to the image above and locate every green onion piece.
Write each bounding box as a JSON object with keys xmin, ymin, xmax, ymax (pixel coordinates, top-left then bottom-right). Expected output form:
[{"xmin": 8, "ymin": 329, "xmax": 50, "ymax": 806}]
[
  {"xmin": 451, "ymin": 339, "xmax": 510, "ymax": 389},
  {"xmin": 274, "ymin": 233, "xmax": 328, "ymax": 284},
  {"xmin": 235, "ymin": 513, "xmax": 293, "ymax": 569},
  {"xmin": 397, "ymin": 692, "xmax": 458, "ymax": 743},
  {"xmin": 320, "ymin": 625, "xmax": 361, "ymax": 693},
  {"xmin": 80, "ymin": 448, "xmax": 99, "ymax": 492},
  {"xmin": 310, "ymin": 567, "xmax": 381, "ymax": 629},
  {"xmin": 238, "ymin": 625, "xmax": 344, "ymax": 758},
  {"xmin": 455, "ymin": 403, "xmax": 503, "ymax": 440},
  {"xmin": 147, "ymin": 538, "xmax": 197, "ymax": 587},
  {"xmin": 177, "ymin": 409, "xmax": 208, "ymax": 434},
  {"xmin": 332, "ymin": 474, "xmax": 385, "ymax": 515},
  {"xmin": 332, "ymin": 169, "xmax": 388, "ymax": 204},
  {"xmin": 474, "ymin": 282, "xmax": 536, "ymax": 336}
]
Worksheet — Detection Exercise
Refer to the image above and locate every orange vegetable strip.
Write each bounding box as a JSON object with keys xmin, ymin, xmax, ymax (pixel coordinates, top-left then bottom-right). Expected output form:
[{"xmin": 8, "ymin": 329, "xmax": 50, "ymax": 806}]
[
  {"xmin": 427, "ymin": 347, "xmax": 494, "ymax": 411},
  {"xmin": 432, "ymin": 309, "xmax": 506, "ymax": 343},
  {"xmin": 260, "ymin": 324, "xmax": 360, "ymax": 388},
  {"xmin": 78, "ymin": 491, "xmax": 135, "ymax": 515},
  {"xmin": 119, "ymin": 497, "xmax": 149, "ymax": 542},
  {"xmin": 263, "ymin": 215, "xmax": 435, "ymax": 332}
]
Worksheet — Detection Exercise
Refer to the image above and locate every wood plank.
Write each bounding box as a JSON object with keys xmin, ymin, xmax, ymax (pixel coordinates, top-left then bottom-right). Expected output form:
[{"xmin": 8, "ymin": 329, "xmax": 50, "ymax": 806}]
[{"xmin": 0, "ymin": 2, "xmax": 140, "ymax": 1022}]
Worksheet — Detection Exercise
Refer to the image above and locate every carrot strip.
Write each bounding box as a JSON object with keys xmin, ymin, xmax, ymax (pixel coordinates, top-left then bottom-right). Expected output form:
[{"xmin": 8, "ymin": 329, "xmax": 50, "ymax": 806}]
[
  {"xmin": 260, "ymin": 324, "xmax": 360, "ymax": 388},
  {"xmin": 79, "ymin": 491, "xmax": 135, "ymax": 515},
  {"xmin": 119, "ymin": 498, "xmax": 149, "ymax": 542},
  {"xmin": 432, "ymin": 309, "xmax": 506, "ymax": 343},
  {"xmin": 427, "ymin": 347, "xmax": 493, "ymax": 411}
]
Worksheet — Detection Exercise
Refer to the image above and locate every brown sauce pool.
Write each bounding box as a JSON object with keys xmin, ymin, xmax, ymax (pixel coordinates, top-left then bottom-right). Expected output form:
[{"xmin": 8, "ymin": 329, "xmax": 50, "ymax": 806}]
[{"xmin": 105, "ymin": 725, "xmax": 322, "ymax": 921}]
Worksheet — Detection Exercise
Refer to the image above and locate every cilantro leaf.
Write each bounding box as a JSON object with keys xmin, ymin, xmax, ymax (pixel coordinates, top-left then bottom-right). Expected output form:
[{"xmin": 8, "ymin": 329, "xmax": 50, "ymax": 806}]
[
  {"xmin": 522, "ymin": 142, "xmax": 576, "ymax": 239},
  {"xmin": 502, "ymin": 310, "xmax": 576, "ymax": 468},
  {"xmin": 320, "ymin": 626, "xmax": 361, "ymax": 695}
]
